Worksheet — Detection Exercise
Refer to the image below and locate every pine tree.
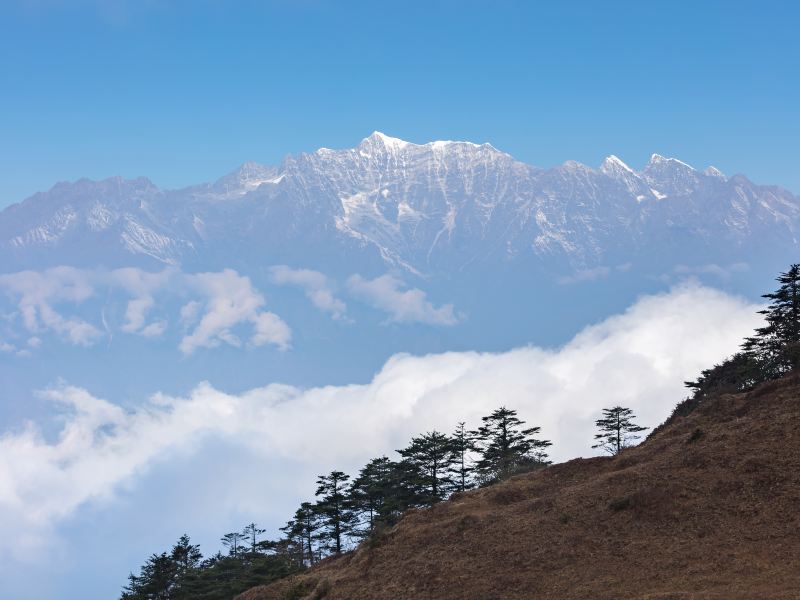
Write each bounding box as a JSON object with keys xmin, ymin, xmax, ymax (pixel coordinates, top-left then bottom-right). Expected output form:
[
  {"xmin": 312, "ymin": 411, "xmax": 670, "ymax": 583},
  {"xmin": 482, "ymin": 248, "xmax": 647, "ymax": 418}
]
[
  {"xmin": 743, "ymin": 264, "xmax": 800, "ymax": 375},
  {"xmin": 472, "ymin": 407, "xmax": 551, "ymax": 483},
  {"xmin": 397, "ymin": 430, "xmax": 457, "ymax": 504},
  {"xmin": 314, "ymin": 470, "xmax": 353, "ymax": 555},
  {"xmin": 284, "ymin": 502, "xmax": 321, "ymax": 565},
  {"xmin": 241, "ymin": 523, "xmax": 266, "ymax": 555},
  {"xmin": 592, "ymin": 406, "xmax": 647, "ymax": 455},
  {"xmin": 349, "ymin": 456, "xmax": 395, "ymax": 536},
  {"xmin": 121, "ymin": 552, "xmax": 178, "ymax": 600},
  {"xmin": 169, "ymin": 535, "xmax": 202, "ymax": 599},
  {"xmin": 220, "ymin": 532, "xmax": 245, "ymax": 558},
  {"xmin": 448, "ymin": 422, "xmax": 475, "ymax": 492},
  {"xmin": 380, "ymin": 458, "xmax": 424, "ymax": 523}
]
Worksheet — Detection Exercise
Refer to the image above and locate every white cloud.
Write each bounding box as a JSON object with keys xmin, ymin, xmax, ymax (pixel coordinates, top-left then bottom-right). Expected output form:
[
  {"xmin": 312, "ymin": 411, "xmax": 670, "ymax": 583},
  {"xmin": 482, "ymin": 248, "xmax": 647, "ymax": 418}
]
[
  {"xmin": 347, "ymin": 274, "xmax": 459, "ymax": 325},
  {"xmin": 110, "ymin": 267, "xmax": 174, "ymax": 335},
  {"xmin": 180, "ymin": 269, "xmax": 291, "ymax": 354},
  {"xmin": 0, "ymin": 267, "xmax": 291, "ymax": 354},
  {"xmin": 269, "ymin": 265, "xmax": 347, "ymax": 320},
  {"xmin": 0, "ymin": 282, "xmax": 762, "ymax": 559},
  {"xmin": 0, "ymin": 267, "xmax": 102, "ymax": 346}
]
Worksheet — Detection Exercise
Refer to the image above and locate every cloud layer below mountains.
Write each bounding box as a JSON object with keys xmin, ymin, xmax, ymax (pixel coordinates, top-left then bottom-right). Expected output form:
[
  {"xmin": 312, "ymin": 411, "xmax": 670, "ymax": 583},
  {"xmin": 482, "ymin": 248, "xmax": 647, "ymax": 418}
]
[
  {"xmin": 0, "ymin": 282, "xmax": 762, "ymax": 561},
  {"xmin": 0, "ymin": 266, "xmax": 459, "ymax": 356}
]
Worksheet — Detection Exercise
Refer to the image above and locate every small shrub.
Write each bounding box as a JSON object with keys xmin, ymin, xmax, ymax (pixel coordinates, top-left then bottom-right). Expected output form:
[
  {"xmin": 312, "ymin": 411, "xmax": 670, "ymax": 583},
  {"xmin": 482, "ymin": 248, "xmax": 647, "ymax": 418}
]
[
  {"xmin": 558, "ymin": 513, "xmax": 570, "ymax": 524},
  {"xmin": 283, "ymin": 579, "xmax": 317, "ymax": 600},
  {"xmin": 608, "ymin": 496, "xmax": 632, "ymax": 511},
  {"xmin": 489, "ymin": 488, "xmax": 526, "ymax": 505},
  {"xmin": 309, "ymin": 578, "xmax": 331, "ymax": 600},
  {"xmin": 456, "ymin": 514, "xmax": 480, "ymax": 532},
  {"xmin": 686, "ymin": 428, "xmax": 704, "ymax": 443},
  {"xmin": 366, "ymin": 524, "xmax": 391, "ymax": 550}
]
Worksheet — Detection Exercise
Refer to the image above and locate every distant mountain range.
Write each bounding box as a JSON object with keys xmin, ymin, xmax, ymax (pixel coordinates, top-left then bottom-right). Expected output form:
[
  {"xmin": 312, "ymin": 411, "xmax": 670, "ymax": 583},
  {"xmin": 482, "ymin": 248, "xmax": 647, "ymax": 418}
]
[{"xmin": 2, "ymin": 132, "xmax": 798, "ymax": 276}]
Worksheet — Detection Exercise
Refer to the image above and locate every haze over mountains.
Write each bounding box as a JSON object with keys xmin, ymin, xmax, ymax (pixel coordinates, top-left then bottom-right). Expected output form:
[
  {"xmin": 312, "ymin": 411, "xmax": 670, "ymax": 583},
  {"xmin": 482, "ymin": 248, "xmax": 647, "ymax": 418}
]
[{"xmin": 2, "ymin": 132, "xmax": 798, "ymax": 276}]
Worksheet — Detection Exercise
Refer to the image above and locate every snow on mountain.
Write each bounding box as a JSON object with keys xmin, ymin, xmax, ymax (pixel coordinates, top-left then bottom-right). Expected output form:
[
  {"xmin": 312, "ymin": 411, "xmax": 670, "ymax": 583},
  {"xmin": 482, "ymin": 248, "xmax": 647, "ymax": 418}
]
[{"xmin": 1, "ymin": 133, "xmax": 798, "ymax": 274}]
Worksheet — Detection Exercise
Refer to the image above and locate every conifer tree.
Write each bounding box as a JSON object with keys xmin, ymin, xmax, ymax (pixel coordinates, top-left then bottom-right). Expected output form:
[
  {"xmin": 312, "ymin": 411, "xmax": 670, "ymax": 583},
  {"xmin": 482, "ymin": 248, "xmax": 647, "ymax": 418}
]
[
  {"xmin": 221, "ymin": 532, "xmax": 245, "ymax": 558},
  {"xmin": 381, "ymin": 458, "xmax": 424, "ymax": 522},
  {"xmin": 121, "ymin": 552, "xmax": 178, "ymax": 600},
  {"xmin": 242, "ymin": 523, "xmax": 266, "ymax": 555},
  {"xmin": 349, "ymin": 456, "xmax": 395, "ymax": 536},
  {"xmin": 288, "ymin": 502, "xmax": 321, "ymax": 565},
  {"xmin": 169, "ymin": 534, "xmax": 203, "ymax": 599},
  {"xmin": 278, "ymin": 518, "xmax": 306, "ymax": 567},
  {"xmin": 592, "ymin": 406, "xmax": 647, "ymax": 455},
  {"xmin": 743, "ymin": 264, "xmax": 800, "ymax": 375},
  {"xmin": 314, "ymin": 470, "xmax": 353, "ymax": 554},
  {"xmin": 397, "ymin": 430, "xmax": 456, "ymax": 504},
  {"xmin": 472, "ymin": 407, "xmax": 551, "ymax": 483},
  {"xmin": 448, "ymin": 422, "xmax": 476, "ymax": 492}
]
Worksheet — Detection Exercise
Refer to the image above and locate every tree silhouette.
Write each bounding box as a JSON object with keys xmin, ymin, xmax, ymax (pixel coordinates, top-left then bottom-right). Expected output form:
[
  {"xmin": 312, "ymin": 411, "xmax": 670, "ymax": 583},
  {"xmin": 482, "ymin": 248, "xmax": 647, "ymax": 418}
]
[
  {"xmin": 743, "ymin": 264, "xmax": 800, "ymax": 375},
  {"xmin": 473, "ymin": 407, "xmax": 551, "ymax": 483},
  {"xmin": 349, "ymin": 456, "xmax": 395, "ymax": 536},
  {"xmin": 592, "ymin": 406, "xmax": 647, "ymax": 455},
  {"xmin": 448, "ymin": 422, "xmax": 476, "ymax": 492},
  {"xmin": 315, "ymin": 470, "xmax": 353, "ymax": 554},
  {"xmin": 398, "ymin": 430, "xmax": 456, "ymax": 505},
  {"xmin": 121, "ymin": 552, "xmax": 178, "ymax": 600},
  {"xmin": 242, "ymin": 523, "xmax": 266, "ymax": 555},
  {"xmin": 221, "ymin": 532, "xmax": 245, "ymax": 558}
]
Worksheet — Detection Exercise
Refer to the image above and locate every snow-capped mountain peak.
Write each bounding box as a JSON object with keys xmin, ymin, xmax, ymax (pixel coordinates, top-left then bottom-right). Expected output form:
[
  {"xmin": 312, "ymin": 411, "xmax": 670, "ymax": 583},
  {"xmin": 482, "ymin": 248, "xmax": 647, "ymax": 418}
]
[
  {"xmin": 360, "ymin": 131, "xmax": 411, "ymax": 151},
  {"xmin": 1, "ymin": 134, "xmax": 798, "ymax": 274},
  {"xmin": 600, "ymin": 155, "xmax": 636, "ymax": 175},
  {"xmin": 647, "ymin": 153, "xmax": 696, "ymax": 171}
]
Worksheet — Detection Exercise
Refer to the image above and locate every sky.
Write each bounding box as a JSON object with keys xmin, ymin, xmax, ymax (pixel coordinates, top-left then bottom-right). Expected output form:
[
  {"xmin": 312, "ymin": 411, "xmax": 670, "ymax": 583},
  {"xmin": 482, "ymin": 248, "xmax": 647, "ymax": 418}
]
[{"xmin": 1, "ymin": 0, "xmax": 799, "ymax": 209}]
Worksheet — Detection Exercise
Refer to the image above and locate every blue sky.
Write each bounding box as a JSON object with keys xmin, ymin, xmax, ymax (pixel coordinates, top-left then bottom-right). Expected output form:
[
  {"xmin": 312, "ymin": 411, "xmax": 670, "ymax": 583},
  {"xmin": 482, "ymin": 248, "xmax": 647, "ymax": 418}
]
[{"xmin": 1, "ymin": 0, "xmax": 799, "ymax": 208}]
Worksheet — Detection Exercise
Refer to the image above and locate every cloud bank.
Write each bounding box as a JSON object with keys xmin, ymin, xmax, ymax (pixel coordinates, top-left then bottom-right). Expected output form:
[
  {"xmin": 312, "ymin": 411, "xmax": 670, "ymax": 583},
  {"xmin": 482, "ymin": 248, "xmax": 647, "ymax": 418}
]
[{"xmin": 0, "ymin": 282, "xmax": 762, "ymax": 560}]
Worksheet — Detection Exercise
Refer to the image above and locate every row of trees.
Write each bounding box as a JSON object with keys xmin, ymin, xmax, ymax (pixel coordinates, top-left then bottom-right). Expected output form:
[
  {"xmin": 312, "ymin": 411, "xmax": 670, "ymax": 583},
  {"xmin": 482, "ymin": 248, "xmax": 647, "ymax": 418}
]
[
  {"xmin": 121, "ymin": 534, "xmax": 297, "ymax": 600},
  {"xmin": 121, "ymin": 407, "xmax": 554, "ymax": 599},
  {"xmin": 123, "ymin": 402, "xmax": 651, "ymax": 599},
  {"xmin": 282, "ymin": 407, "xmax": 553, "ymax": 563}
]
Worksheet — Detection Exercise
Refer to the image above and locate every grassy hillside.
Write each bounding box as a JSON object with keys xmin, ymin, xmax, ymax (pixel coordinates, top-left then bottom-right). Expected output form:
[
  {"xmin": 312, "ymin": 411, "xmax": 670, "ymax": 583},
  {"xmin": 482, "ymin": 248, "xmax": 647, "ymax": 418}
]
[{"xmin": 239, "ymin": 374, "xmax": 800, "ymax": 600}]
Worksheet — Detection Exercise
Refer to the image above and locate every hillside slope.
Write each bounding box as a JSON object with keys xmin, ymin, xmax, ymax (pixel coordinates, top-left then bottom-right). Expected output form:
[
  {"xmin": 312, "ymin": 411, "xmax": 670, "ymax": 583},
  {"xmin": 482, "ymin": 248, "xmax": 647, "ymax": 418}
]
[{"xmin": 239, "ymin": 375, "xmax": 800, "ymax": 600}]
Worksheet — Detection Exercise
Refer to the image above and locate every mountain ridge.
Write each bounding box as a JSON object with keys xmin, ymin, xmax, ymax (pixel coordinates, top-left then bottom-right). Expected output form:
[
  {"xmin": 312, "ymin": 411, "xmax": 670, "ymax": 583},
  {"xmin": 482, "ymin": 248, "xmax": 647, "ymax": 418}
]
[{"xmin": 2, "ymin": 133, "xmax": 798, "ymax": 276}]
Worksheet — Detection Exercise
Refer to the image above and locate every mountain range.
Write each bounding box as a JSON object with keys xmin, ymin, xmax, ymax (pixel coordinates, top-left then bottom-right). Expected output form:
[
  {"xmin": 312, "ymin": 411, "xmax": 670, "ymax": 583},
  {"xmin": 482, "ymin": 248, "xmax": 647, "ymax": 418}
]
[{"xmin": 3, "ymin": 132, "xmax": 798, "ymax": 276}]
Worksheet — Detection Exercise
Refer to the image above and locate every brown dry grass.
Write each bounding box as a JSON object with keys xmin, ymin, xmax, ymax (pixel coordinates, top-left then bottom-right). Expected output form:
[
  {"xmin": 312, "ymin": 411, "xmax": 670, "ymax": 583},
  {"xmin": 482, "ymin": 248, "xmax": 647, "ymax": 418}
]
[{"xmin": 238, "ymin": 375, "xmax": 800, "ymax": 600}]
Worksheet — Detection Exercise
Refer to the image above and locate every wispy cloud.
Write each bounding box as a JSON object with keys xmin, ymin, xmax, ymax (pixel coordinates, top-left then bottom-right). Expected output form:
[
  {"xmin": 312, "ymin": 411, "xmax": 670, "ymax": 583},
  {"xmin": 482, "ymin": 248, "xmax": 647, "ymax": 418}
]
[
  {"xmin": 347, "ymin": 274, "xmax": 459, "ymax": 325},
  {"xmin": 0, "ymin": 267, "xmax": 102, "ymax": 346},
  {"xmin": 557, "ymin": 263, "xmax": 632, "ymax": 285},
  {"xmin": 672, "ymin": 262, "xmax": 749, "ymax": 280},
  {"xmin": 0, "ymin": 282, "xmax": 762, "ymax": 559},
  {"xmin": 0, "ymin": 267, "xmax": 291, "ymax": 354},
  {"xmin": 269, "ymin": 265, "xmax": 347, "ymax": 320}
]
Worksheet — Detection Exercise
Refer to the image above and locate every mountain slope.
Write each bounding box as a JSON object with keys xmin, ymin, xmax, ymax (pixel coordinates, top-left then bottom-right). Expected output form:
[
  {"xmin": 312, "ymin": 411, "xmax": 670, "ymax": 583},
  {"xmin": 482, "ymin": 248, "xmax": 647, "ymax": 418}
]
[
  {"xmin": 2, "ymin": 133, "xmax": 798, "ymax": 274},
  {"xmin": 238, "ymin": 374, "xmax": 800, "ymax": 600}
]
